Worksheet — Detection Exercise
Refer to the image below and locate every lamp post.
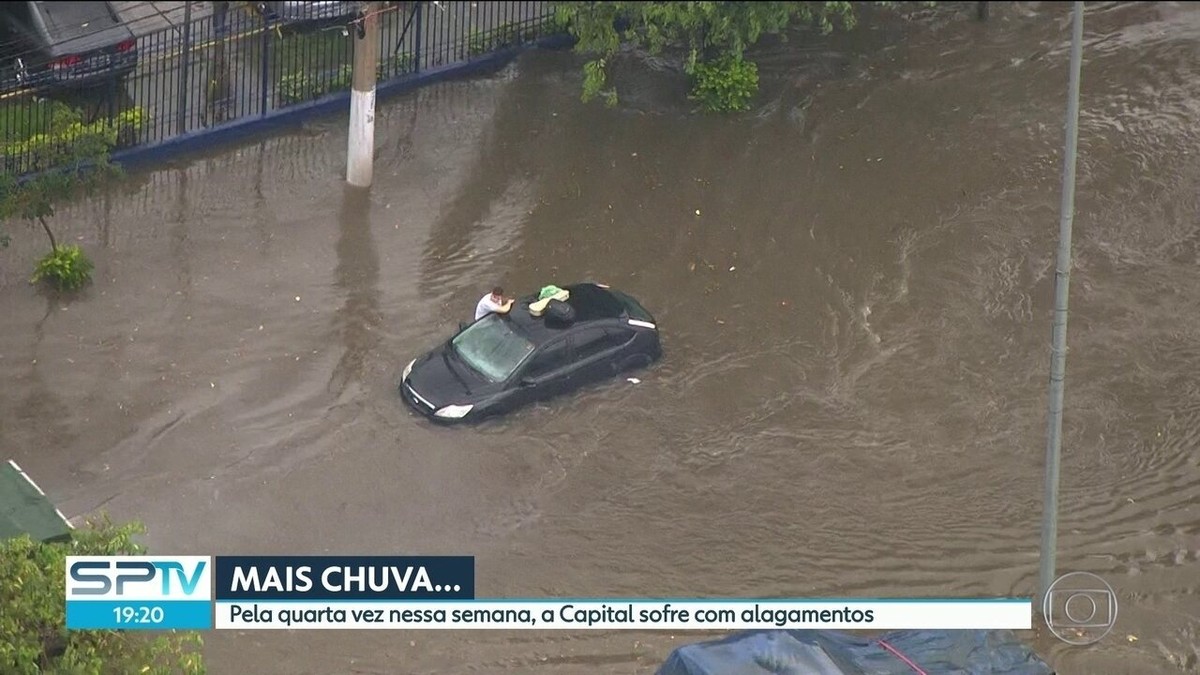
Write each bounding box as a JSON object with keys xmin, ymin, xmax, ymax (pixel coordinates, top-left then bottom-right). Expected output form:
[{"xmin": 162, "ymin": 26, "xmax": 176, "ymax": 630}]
[{"xmin": 1038, "ymin": 0, "xmax": 1085, "ymax": 606}]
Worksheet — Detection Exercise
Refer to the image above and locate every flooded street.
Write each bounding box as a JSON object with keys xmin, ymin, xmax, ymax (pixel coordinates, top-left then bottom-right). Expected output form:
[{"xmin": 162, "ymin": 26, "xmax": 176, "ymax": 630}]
[{"xmin": 3, "ymin": 2, "xmax": 1200, "ymax": 673}]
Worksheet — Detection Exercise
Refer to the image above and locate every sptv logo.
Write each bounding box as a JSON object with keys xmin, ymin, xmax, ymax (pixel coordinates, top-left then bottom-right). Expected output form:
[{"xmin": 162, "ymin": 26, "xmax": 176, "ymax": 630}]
[
  {"xmin": 65, "ymin": 556, "xmax": 213, "ymax": 630},
  {"xmin": 67, "ymin": 556, "xmax": 211, "ymax": 600}
]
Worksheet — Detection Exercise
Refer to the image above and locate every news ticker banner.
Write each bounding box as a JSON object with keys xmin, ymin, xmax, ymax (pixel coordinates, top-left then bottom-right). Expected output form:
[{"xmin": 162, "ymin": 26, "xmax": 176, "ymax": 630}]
[{"xmin": 65, "ymin": 556, "xmax": 1032, "ymax": 631}]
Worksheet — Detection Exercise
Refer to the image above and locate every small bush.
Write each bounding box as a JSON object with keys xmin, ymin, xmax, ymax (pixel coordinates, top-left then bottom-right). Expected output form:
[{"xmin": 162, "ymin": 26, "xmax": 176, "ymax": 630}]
[
  {"xmin": 688, "ymin": 53, "xmax": 760, "ymax": 113},
  {"xmin": 551, "ymin": 5, "xmax": 574, "ymax": 32},
  {"xmin": 467, "ymin": 21, "xmax": 541, "ymax": 57},
  {"xmin": 1, "ymin": 107, "xmax": 145, "ymax": 177},
  {"xmin": 276, "ymin": 72, "xmax": 317, "ymax": 104},
  {"xmin": 467, "ymin": 30, "xmax": 492, "ymax": 56},
  {"xmin": 273, "ymin": 29, "xmax": 353, "ymax": 104},
  {"xmin": 379, "ymin": 51, "xmax": 414, "ymax": 78},
  {"xmin": 31, "ymin": 244, "xmax": 94, "ymax": 291},
  {"xmin": 276, "ymin": 65, "xmax": 352, "ymax": 105},
  {"xmin": 1, "ymin": 99, "xmax": 78, "ymax": 145}
]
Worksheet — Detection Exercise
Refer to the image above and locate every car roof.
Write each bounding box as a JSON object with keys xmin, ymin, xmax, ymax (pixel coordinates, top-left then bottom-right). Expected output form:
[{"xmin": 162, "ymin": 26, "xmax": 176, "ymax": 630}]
[{"xmin": 504, "ymin": 283, "xmax": 630, "ymax": 345}]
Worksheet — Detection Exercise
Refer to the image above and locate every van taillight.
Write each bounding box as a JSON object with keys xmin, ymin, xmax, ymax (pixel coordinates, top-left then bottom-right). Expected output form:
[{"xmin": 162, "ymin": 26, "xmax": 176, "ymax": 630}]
[{"xmin": 117, "ymin": 39, "xmax": 135, "ymax": 52}]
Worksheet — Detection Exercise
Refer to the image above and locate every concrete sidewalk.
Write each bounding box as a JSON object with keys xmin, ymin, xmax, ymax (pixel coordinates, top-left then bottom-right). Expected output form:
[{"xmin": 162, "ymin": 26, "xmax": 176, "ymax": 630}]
[{"xmin": 111, "ymin": 1, "xmax": 216, "ymax": 38}]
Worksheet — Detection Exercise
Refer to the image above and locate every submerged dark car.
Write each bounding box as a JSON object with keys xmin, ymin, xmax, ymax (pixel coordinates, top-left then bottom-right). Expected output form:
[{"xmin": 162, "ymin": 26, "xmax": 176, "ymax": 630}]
[{"xmin": 400, "ymin": 283, "xmax": 661, "ymax": 424}]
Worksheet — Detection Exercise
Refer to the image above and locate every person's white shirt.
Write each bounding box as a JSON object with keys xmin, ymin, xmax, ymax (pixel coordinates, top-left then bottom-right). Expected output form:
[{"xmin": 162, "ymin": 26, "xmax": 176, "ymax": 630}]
[{"xmin": 475, "ymin": 293, "xmax": 508, "ymax": 321}]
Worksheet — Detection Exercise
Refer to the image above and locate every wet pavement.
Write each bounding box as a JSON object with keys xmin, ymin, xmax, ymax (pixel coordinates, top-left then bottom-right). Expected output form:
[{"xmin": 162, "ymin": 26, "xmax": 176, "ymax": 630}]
[{"xmin": 2, "ymin": 2, "xmax": 1200, "ymax": 673}]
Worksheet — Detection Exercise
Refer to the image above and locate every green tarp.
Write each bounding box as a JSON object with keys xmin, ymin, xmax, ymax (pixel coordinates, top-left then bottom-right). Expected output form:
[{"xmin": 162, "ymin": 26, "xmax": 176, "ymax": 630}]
[{"xmin": 0, "ymin": 459, "xmax": 73, "ymax": 543}]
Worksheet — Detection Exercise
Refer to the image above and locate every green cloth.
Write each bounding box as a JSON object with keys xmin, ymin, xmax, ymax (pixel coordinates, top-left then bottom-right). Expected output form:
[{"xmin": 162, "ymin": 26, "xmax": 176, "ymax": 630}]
[
  {"xmin": 538, "ymin": 285, "xmax": 565, "ymax": 300},
  {"xmin": 0, "ymin": 460, "xmax": 72, "ymax": 543}
]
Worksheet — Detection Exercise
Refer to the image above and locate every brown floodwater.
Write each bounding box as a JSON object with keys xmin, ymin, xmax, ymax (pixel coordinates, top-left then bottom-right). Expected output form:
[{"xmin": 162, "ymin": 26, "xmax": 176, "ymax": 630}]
[{"xmin": 2, "ymin": 2, "xmax": 1199, "ymax": 673}]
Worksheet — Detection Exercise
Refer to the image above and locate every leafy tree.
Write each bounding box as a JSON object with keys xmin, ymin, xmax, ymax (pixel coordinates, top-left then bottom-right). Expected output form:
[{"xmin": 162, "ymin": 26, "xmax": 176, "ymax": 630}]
[
  {"xmin": 553, "ymin": 1, "xmax": 920, "ymax": 112},
  {"xmin": 0, "ymin": 515, "xmax": 205, "ymax": 674},
  {"xmin": 0, "ymin": 104, "xmax": 141, "ymax": 290}
]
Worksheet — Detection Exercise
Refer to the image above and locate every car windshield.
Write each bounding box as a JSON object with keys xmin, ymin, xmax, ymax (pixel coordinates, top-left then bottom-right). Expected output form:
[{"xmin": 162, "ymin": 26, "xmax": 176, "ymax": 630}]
[{"xmin": 450, "ymin": 314, "xmax": 535, "ymax": 382}]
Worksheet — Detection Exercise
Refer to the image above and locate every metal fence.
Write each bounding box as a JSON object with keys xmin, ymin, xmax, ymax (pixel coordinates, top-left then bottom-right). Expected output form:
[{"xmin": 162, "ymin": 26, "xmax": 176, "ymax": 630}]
[{"xmin": 0, "ymin": 1, "xmax": 559, "ymax": 178}]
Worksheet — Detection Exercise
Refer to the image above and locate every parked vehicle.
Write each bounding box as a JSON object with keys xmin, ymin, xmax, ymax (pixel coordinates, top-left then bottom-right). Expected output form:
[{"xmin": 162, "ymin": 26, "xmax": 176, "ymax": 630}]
[
  {"xmin": 400, "ymin": 283, "xmax": 662, "ymax": 424},
  {"xmin": 257, "ymin": 1, "xmax": 359, "ymax": 25},
  {"xmin": 0, "ymin": 1, "xmax": 138, "ymax": 94}
]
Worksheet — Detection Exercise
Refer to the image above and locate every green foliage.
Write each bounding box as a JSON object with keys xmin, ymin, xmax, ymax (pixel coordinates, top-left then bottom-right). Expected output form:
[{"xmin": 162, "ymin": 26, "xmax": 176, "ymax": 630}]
[
  {"xmin": 467, "ymin": 30, "xmax": 490, "ymax": 56},
  {"xmin": 583, "ymin": 59, "xmax": 616, "ymax": 107},
  {"xmin": 0, "ymin": 515, "xmax": 205, "ymax": 674},
  {"xmin": 276, "ymin": 64, "xmax": 353, "ymax": 104},
  {"xmin": 273, "ymin": 29, "xmax": 351, "ymax": 104},
  {"xmin": 554, "ymin": 1, "xmax": 915, "ymax": 109},
  {"xmin": 1, "ymin": 107, "xmax": 143, "ymax": 177},
  {"xmin": 272, "ymin": 30, "xmax": 415, "ymax": 105},
  {"xmin": 0, "ymin": 103, "xmax": 139, "ymax": 289},
  {"xmin": 275, "ymin": 52, "xmax": 417, "ymax": 105},
  {"xmin": 466, "ymin": 21, "xmax": 545, "ymax": 57},
  {"xmin": 690, "ymin": 52, "xmax": 759, "ymax": 112},
  {"xmin": 1, "ymin": 99, "xmax": 78, "ymax": 146},
  {"xmin": 379, "ymin": 51, "xmax": 415, "ymax": 79},
  {"xmin": 31, "ymin": 244, "xmax": 94, "ymax": 291}
]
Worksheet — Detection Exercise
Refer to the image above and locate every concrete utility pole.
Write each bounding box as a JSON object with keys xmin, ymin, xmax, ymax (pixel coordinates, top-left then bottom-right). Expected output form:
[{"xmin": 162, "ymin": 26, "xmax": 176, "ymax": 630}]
[
  {"xmin": 347, "ymin": 1, "xmax": 380, "ymax": 187},
  {"xmin": 1039, "ymin": 0, "xmax": 1085, "ymax": 607},
  {"xmin": 176, "ymin": 1, "xmax": 192, "ymax": 135}
]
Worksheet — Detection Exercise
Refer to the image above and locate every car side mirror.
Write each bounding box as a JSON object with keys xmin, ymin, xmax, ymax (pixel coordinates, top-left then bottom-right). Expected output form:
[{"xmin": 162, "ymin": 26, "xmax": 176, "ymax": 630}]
[
  {"xmin": 459, "ymin": 321, "xmax": 470, "ymax": 332},
  {"xmin": 519, "ymin": 376, "xmax": 537, "ymax": 387}
]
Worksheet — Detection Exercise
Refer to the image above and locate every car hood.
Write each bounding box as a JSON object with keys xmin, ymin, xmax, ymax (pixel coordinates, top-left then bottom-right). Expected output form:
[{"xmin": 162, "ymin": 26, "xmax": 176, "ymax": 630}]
[{"xmin": 404, "ymin": 346, "xmax": 491, "ymax": 410}]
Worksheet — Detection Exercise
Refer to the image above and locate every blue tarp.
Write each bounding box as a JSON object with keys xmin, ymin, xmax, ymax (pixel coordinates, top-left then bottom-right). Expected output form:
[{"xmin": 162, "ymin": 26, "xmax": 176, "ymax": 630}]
[{"xmin": 657, "ymin": 629, "xmax": 1054, "ymax": 675}]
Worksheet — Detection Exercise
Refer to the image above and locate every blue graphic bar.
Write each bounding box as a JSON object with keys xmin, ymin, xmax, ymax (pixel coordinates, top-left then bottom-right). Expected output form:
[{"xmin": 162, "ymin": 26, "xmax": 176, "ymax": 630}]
[
  {"xmin": 214, "ymin": 556, "xmax": 475, "ymax": 601},
  {"xmin": 66, "ymin": 601, "xmax": 213, "ymax": 630}
]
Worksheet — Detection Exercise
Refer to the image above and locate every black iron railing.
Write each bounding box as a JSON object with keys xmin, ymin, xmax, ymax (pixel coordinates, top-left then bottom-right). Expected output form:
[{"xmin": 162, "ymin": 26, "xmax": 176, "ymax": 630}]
[{"xmin": 0, "ymin": 1, "xmax": 560, "ymax": 178}]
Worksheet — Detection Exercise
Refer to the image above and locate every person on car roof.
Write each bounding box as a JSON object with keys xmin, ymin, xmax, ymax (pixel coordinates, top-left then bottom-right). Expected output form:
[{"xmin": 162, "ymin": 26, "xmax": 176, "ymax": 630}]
[{"xmin": 475, "ymin": 286, "xmax": 513, "ymax": 321}]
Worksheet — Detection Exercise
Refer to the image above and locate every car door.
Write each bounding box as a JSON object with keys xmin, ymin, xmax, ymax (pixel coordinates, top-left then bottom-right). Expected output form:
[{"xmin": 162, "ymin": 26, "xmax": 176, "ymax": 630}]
[
  {"xmin": 568, "ymin": 326, "xmax": 636, "ymax": 388},
  {"xmin": 508, "ymin": 337, "xmax": 574, "ymax": 408}
]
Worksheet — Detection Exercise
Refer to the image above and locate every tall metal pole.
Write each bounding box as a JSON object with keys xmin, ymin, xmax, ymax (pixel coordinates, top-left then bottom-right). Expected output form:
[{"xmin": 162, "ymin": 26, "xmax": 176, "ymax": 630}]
[
  {"xmin": 1039, "ymin": 0, "xmax": 1085, "ymax": 606},
  {"xmin": 347, "ymin": 1, "xmax": 380, "ymax": 187}
]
